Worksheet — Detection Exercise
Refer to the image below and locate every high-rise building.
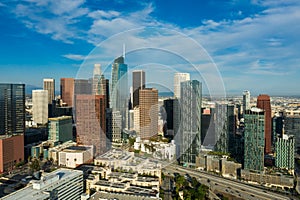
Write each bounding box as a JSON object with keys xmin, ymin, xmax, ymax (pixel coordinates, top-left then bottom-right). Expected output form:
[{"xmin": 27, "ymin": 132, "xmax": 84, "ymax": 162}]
[
  {"xmin": 257, "ymin": 94, "xmax": 272, "ymax": 154},
  {"xmin": 111, "ymin": 56, "xmax": 128, "ymax": 124},
  {"xmin": 132, "ymin": 70, "xmax": 145, "ymax": 108},
  {"xmin": 32, "ymin": 90, "xmax": 48, "ymax": 125},
  {"xmin": 74, "ymin": 79, "xmax": 92, "ymax": 95},
  {"xmin": 244, "ymin": 107, "xmax": 265, "ymax": 171},
  {"xmin": 285, "ymin": 116, "xmax": 300, "ymax": 154},
  {"xmin": 92, "ymin": 64, "xmax": 101, "ymax": 95},
  {"xmin": 43, "ymin": 78, "xmax": 55, "ymax": 104},
  {"xmin": 60, "ymin": 78, "xmax": 74, "ymax": 107},
  {"xmin": 0, "ymin": 83, "xmax": 25, "ymax": 135},
  {"xmin": 99, "ymin": 76, "xmax": 110, "ymax": 108},
  {"xmin": 214, "ymin": 103, "xmax": 235, "ymax": 154},
  {"xmin": 275, "ymin": 134, "xmax": 294, "ymax": 172},
  {"xmin": 75, "ymin": 95, "xmax": 106, "ymax": 156},
  {"xmin": 163, "ymin": 98, "xmax": 176, "ymax": 137},
  {"xmin": 0, "ymin": 135, "xmax": 24, "ymax": 173},
  {"xmin": 48, "ymin": 116, "xmax": 73, "ymax": 143},
  {"xmin": 179, "ymin": 80, "xmax": 201, "ymax": 166},
  {"xmin": 106, "ymin": 110, "xmax": 122, "ymax": 146},
  {"xmin": 242, "ymin": 90, "xmax": 251, "ymax": 113},
  {"xmin": 111, "ymin": 56, "xmax": 128, "ymax": 108},
  {"xmin": 174, "ymin": 73, "xmax": 190, "ymax": 98},
  {"xmin": 138, "ymin": 88, "xmax": 158, "ymax": 139}
]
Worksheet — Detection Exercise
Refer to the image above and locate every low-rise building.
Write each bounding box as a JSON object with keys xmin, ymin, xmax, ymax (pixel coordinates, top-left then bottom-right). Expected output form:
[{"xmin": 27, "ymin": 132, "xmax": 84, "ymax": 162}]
[
  {"xmin": 241, "ymin": 169, "xmax": 294, "ymax": 189},
  {"xmin": 58, "ymin": 145, "xmax": 93, "ymax": 168},
  {"xmin": 2, "ymin": 168, "xmax": 83, "ymax": 200},
  {"xmin": 86, "ymin": 167, "xmax": 159, "ymax": 199},
  {"xmin": 196, "ymin": 153, "xmax": 241, "ymax": 179},
  {"xmin": 94, "ymin": 149, "xmax": 161, "ymax": 182},
  {"xmin": 89, "ymin": 191, "xmax": 159, "ymax": 200}
]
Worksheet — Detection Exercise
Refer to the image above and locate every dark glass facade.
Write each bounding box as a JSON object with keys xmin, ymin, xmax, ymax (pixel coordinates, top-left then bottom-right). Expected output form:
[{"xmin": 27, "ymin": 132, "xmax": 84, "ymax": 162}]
[{"xmin": 0, "ymin": 84, "xmax": 25, "ymax": 135}]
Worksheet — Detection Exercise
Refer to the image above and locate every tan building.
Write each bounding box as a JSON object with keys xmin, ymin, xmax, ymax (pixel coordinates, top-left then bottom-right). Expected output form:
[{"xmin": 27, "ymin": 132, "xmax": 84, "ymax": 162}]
[
  {"xmin": 43, "ymin": 78, "xmax": 55, "ymax": 104},
  {"xmin": 60, "ymin": 78, "xmax": 74, "ymax": 107},
  {"xmin": 139, "ymin": 88, "xmax": 158, "ymax": 139},
  {"xmin": 32, "ymin": 90, "xmax": 48, "ymax": 125},
  {"xmin": 241, "ymin": 169, "xmax": 294, "ymax": 189}
]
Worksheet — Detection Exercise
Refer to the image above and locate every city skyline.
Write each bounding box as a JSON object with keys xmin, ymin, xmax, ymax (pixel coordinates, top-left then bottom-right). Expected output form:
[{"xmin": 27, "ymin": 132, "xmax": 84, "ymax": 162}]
[{"xmin": 0, "ymin": 1, "xmax": 299, "ymax": 96}]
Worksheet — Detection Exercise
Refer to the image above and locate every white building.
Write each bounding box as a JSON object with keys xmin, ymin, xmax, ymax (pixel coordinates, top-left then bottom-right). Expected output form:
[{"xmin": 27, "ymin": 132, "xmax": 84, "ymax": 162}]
[
  {"xmin": 32, "ymin": 90, "xmax": 48, "ymax": 125},
  {"xmin": 174, "ymin": 73, "xmax": 190, "ymax": 98},
  {"xmin": 2, "ymin": 168, "xmax": 83, "ymax": 200},
  {"xmin": 133, "ymin": 107, "xmax": 140, "ymax": 133},
  {"xmin": 243, "ymin": 90, "xmax": 251, "ymax": 113},
  {"xmin": 59, "ymin": 146, "xmax": 94, "ymax": 168}
]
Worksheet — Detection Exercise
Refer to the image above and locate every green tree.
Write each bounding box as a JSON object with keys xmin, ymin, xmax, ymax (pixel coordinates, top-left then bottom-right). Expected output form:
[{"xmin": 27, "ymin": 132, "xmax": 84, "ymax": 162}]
[{"xmin": 30, "ymin": 159, "xmax": 40, "ymax": 172}]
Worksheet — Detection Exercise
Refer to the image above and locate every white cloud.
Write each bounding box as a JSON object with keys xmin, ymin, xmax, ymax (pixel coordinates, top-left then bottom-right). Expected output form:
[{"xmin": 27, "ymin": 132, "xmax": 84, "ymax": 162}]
[
  {"xmin": 63, "ymin": 54, "xmax": 86, "ymax": 61},
  {"xmin": 8, "ymin": 0, "xmax": 300, "ymax": 94},
  {"xmin": 13, "ymin": 0, "xmax": 88, "ymax": 43}
]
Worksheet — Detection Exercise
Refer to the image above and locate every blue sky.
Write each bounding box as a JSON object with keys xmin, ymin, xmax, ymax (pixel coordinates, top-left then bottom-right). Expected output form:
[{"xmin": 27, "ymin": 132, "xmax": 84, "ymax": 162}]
[{"xmin": 0, "ymin": 0, "xmax": 299, "ymax": 96}]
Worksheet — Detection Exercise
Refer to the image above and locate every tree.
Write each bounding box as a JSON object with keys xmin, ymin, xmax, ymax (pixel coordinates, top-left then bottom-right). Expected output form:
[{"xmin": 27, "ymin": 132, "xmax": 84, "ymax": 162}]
[{"xmin": 30, "ymin": 159, "xmax": 40, "ymax": 172}]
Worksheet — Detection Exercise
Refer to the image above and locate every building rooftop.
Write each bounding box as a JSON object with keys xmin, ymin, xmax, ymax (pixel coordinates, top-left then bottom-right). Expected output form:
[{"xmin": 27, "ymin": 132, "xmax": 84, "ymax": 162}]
[
  {"xmin": 90, "ymin": 191, "xmax": 159, "ymax": 200},
  {"xmin": 48, "ymin": 115, "xmax": 72, "ymax": 121},
  {"xmin": 2, "ymin": 168, "xmax": 83, "ymax": 200}
]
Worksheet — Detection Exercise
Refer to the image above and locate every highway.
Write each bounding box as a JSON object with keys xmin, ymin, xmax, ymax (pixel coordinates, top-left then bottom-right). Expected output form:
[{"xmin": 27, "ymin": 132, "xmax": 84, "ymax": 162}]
[{"xmin": 164, "ymin": 164, "xmax": 292, "ymax": 200}]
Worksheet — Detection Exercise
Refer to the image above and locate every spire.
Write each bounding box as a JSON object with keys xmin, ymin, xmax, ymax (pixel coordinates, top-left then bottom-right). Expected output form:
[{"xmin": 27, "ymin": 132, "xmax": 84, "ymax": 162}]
[{"xmin": 123, "ymin": 43, "xmax": 126, "ymax": 59}]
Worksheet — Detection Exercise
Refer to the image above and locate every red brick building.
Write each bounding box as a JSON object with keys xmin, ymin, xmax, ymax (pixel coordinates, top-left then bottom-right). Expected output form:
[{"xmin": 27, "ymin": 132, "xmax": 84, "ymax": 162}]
[{"xmin": 0, "ymin": 134, "xmax": 24, "ymax": 173}]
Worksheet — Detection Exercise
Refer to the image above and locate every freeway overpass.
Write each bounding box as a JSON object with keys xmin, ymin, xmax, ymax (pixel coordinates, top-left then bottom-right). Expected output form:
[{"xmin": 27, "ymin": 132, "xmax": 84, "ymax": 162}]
[{"xmin": 164, "ymin": 164, "xmax": 293, "ymax": 200}]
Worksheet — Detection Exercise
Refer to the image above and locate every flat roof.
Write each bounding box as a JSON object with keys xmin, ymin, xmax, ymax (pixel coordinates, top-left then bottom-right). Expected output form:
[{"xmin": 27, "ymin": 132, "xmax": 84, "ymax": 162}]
[{"xmin": 2, "ymin": 168, "xmax": 82, "ymax": 200}]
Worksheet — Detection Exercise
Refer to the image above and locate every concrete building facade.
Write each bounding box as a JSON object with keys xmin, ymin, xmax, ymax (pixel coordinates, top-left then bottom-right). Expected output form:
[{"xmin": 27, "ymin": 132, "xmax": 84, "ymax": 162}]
[
  {"xmin": 32, "ymin": 90, "xmax": 48, "ymax": 125},
  {"xmin": 43, "ymin": 78, "xmax": 55, "ymax": 104}
]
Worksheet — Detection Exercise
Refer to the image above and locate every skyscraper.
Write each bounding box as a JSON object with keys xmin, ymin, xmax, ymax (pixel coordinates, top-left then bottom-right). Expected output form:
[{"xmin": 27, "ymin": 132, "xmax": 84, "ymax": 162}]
[
  {"xmin": 138, "ymin": 88, "xmax": 158, "ymax": 139},
  {"xmin": 132, "ymin": 70, "xmax": 145, "ymax": 108},
  {"xmin": 92, "ymin": 64, "xmax": 101, "ymax": 95},
  {"xmin": 74, "ymin": 79, "xmax": 92, "ymax": 95},
  {"xmin": 60, "ymin": 78, "xmax": 74, "ymax": 107},
  {"xmin": 174, "ymin": 73, "xmax": 190, "ymax": 98},
  {"xmin": 179, "ymin": 80, "xmax": 201, "ymax": 166},
  {"xmin": 257, "ymin": 94, "xmax": 271, "ymax": 154},
  {"xmin": 275, "ymin": 134, "xmax": 294, "ymax": 172},
  {"xmin": 111, "ymin": 56, "xmax": 128, "ymax": 128},
  {"xmin": 32, "ymin": 90, "xmax": 48, "ymax": 125},
  {"xmin": 0, "ymin": 84, "xmax": 25, "ymax": 135},
  {"xmin": 214, "ymin": 103, "xmax": 235, "ymax": 154},
  {"xmin": 43, "ymin": 78, "xmax": 55, "ymax": 104},
  {"xmin": 244, "ymin": 107, "xmax": 265, "ymax": 171},
  {"xmin": 106, "ymin": 110, "xmax": 122, "ymax": 146},
  {"xmin": 99, "ymin": 76, "xmax": 110, "ymax": 108},
  {"xmin": 243, "ymin": 90, "xmax": 251, "ymax": 113},
  {"xmin": 75, "ymin": 94, "xmax": 107, "ymax": 156},
  {"xmin": 163, "ymin": 98, "xmax": 175, "ymax": 136}
]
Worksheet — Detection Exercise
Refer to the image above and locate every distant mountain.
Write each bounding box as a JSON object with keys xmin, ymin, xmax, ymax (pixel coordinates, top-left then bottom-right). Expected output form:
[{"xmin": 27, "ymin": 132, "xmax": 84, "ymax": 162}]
[
  {"xmin": 159, "ymin": 91, "xmax": 173, "ymax": 97},
  {"xmin": 25, "ymin": 85, "xmax": 42, "ymax": 95}
]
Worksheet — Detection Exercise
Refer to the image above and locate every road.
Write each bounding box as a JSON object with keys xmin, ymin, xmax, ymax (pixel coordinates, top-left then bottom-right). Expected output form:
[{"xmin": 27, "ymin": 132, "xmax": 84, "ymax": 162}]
[{"xmin": 164, "ymin": 164, "xmax": 292, "ymax": 200}]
